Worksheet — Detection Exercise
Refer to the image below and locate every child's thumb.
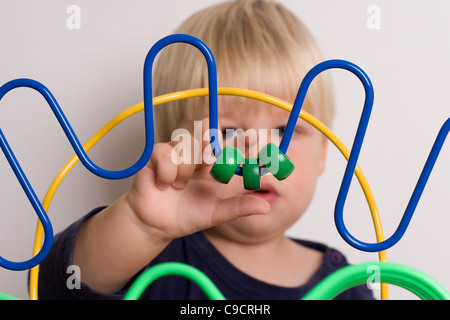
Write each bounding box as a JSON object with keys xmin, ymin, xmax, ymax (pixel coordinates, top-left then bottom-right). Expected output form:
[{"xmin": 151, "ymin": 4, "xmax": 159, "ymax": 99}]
[{"xmin": 211, "ymin": 195, "xmax": 270, "ymax": 225}]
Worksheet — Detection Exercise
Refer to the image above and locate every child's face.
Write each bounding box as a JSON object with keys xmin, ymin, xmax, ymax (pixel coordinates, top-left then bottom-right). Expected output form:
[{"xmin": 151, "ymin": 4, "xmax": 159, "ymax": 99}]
[{"xmin": 191, "ymin": 97, "xmax": 327, "ymax": 243}]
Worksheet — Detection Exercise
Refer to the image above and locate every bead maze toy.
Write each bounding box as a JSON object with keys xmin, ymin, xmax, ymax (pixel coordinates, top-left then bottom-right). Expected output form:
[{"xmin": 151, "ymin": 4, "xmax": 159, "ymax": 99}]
[{"xmin": 0, "ymin": 34, "xmax": 449, "ymax": 300}]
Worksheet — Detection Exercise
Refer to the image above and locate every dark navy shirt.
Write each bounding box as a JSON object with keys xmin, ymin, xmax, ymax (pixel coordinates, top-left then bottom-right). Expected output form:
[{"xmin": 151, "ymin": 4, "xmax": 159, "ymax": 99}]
[{"xmin": 37, "ymin": 207, "xmax": 374, "ymax": 300}]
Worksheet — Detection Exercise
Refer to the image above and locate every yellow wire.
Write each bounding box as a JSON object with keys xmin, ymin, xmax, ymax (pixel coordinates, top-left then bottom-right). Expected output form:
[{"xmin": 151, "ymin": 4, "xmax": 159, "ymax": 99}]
[{"xmin": 29, "ymin": 88, "xmax": 388, "ymax": 300}]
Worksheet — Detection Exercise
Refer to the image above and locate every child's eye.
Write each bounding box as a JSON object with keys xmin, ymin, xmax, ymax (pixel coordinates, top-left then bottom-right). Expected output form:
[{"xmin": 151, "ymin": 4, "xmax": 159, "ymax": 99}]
[
  {"xmin": 221, "ymin": 128, "xmax": 240, "ymax": 140},
  {"xmin": 275, "ymin": 126, "xmax": 286, "ymax": 137},
  {"xmin": 274, "ymin": 126, "xmax": 302, "ymax": 138}
]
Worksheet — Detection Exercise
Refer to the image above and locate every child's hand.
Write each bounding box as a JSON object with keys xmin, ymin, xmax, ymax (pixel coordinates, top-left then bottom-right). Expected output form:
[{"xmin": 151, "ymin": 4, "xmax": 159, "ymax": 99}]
[{"xmin": 125, "ymin": 119, "xmax": 270, "ymax": 242}]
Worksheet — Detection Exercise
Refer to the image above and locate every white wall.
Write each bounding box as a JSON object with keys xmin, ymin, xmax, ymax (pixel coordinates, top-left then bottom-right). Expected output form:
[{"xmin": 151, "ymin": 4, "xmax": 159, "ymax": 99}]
[{"xmin": 0, "ymin": 0, "xmax": 449, "ymax": 300}]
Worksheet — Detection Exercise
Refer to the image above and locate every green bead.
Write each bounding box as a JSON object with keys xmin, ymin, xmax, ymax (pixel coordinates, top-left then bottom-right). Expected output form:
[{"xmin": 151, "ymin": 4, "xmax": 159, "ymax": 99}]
[
  {"xmin": 258, "ymin": 143, "xmax": 295, "ymax": 180},
  {"xmin": 243, "ymin": 158, "xmax": 261, "ymax": 190},
  {"xmin": 210, "ymin": 146, "xmax": 244, "ymax": 184}
]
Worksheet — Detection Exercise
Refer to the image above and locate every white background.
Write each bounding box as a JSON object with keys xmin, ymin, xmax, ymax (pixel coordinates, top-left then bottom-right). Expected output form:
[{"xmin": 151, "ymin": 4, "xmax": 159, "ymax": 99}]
[{"xmin": 0, "ymin": 0, "xmax": 449, "ymax": 300}]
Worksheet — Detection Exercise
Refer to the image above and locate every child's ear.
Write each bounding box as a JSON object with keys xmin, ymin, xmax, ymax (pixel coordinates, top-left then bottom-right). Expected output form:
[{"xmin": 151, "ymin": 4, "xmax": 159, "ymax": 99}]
[{"xmin": 317, "ymin": 138, "xmax": 328, "ymax": 175}]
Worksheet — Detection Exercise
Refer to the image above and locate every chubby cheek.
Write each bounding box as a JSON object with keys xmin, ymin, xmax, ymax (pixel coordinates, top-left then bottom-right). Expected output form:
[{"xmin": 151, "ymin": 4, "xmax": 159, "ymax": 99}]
[
  {"xmin": 282, "ymin": 165, "xmax": 318, "ymax": 208},
  {"xmin": 282, "ymin": 143, "xmax": 325, "ymax": 203}
]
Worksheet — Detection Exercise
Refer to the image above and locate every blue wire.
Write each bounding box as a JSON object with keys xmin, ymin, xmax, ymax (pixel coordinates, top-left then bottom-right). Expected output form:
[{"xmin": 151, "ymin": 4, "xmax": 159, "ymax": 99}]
[
  {"xmin": 285, "ymin": 60, "xmax": 450, "ymax": 252},
  {"xmin": 335, "ymin": 117, "xmax": 450, "ymax": 252},
  {"xmin": 279, "ymin": 59, "xmax": 375, "ymax": 154},
  {"xmin": 0, "ymin": 34, "xmax": 218, "ymax": 270},
  {"xmin": 143, "ymin": 34, "xmax": 221, "ymax": 157},
  {"xmin": 0, "ymin": 131, "xmax": 53, "ymax": 271}
]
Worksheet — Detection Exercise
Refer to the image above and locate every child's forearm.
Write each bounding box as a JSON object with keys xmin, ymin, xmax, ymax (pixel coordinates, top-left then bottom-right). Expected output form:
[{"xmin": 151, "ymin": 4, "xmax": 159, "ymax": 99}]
[{"xmin": 73, "ymin": 193, "xmax": 170, "ymax": 294}]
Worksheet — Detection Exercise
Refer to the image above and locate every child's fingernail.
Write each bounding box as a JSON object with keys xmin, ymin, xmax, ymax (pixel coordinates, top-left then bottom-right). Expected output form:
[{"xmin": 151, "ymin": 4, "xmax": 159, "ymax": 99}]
[{"xmin": 172, "ymin": 181, "xmax": 186, "ymax": 189}]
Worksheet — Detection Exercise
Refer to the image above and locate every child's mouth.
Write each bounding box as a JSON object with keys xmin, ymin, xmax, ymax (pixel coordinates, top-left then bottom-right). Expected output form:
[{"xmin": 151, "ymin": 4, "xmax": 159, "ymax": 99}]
[{"xmin": 245, "ymin": 183, "xmax": 279, "ymax": 204}]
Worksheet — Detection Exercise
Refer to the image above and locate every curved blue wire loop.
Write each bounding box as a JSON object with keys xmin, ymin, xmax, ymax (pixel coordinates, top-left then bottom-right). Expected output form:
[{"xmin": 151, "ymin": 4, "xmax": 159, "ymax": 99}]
[
  {"xmin": 336, "ymin": 116, "xmax": 450, "ymax": 252},
  {"xmin": 289, "ymin": 60, "xmax": 450, "ymax": 252},
  {"xmin": 0, "ymin": 34, "xmax": 218, "ymax": 270},
  {"xmin": 144, "ymin": 34, "xmax": 221, "ymax": 158},
  {"xmin": 0, "ymin": 130, "xmax": 53, "ymax": 271}
]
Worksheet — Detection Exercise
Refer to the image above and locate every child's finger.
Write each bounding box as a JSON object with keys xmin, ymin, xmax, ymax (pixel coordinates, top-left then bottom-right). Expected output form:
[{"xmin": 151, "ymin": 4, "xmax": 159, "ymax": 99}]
[
  {"xmin": 167, "ymin": 133, "xmax": 201, "ymax": 189},
  {"xmin": 149, "ymin": 143, "xmax": 179, "ymax": 190},
  {"xmin": 211, "ymin": 194, "xmax": 271, "ymax": 225},
  {"xmin": 151, "ymin": 119, "xmax": 226, "ymax": 190}
]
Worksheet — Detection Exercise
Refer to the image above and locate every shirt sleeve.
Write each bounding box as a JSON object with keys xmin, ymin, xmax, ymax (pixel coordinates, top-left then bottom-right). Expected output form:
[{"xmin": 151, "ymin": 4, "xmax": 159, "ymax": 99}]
[{"xmin": 36, "ymin": 207, "xmax": 124, "ymax": 300}]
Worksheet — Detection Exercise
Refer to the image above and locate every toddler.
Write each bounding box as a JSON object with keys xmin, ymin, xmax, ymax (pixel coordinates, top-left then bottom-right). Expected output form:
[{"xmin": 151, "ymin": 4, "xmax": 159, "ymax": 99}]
[{"xmin": 38, "ymin": 0, "xmax": 373, "ymax": 300}]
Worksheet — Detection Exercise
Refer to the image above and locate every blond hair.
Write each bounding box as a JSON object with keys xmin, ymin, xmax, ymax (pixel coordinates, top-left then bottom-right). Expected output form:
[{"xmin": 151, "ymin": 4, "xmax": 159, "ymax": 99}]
[{"xmin": 152, "ymin": 0, "xmax": 334, "ymax": 142}]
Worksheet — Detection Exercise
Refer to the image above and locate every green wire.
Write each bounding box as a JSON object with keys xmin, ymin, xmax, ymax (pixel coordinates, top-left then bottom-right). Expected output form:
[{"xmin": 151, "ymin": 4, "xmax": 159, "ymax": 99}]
[
  {"xmin": 301, "ymin": 261, "xmax": 450, "ymax": 300},
  {"xmin": 123, "ymin": 261, "xmax": 449, "ymax": 300},
  {"xmin": 123, "ymin": 262, "xmax": 226, "ymax": 300},
  {"xmin": 0, "ymin": 293, "xmax": 20, "ymax": 300},
  {"xmin": 2, "ymin": 261, "xmax": 446, "ymax": 300}
]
